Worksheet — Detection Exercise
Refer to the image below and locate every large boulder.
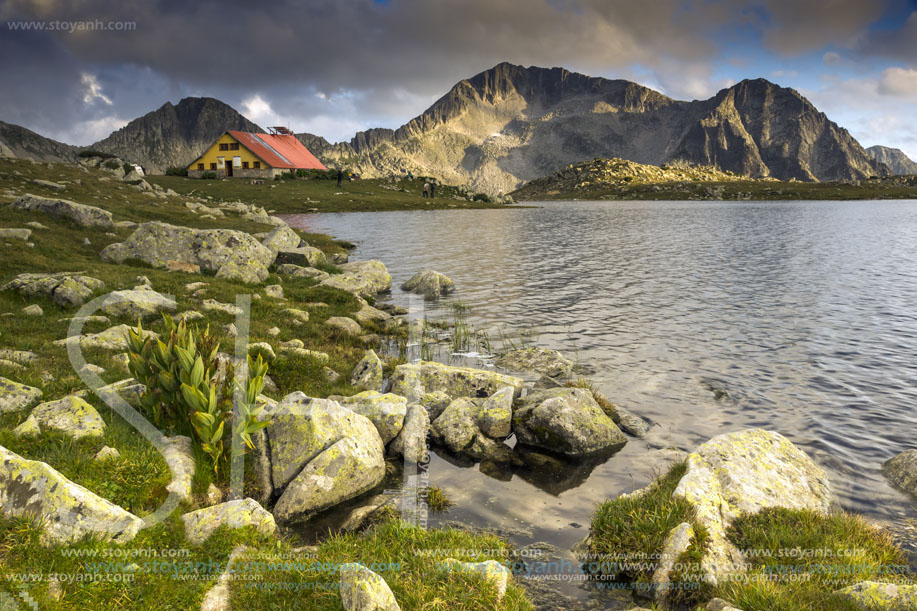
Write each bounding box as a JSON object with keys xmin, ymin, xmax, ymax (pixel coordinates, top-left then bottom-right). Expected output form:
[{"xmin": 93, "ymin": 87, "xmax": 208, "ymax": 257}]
[
  {"xmin": 496, "ymin": 347, "xmax": 573, "ymax": 379},
  {"xmin": 2, "ymin": 272, "xmax": 104, "ymax": 307},
  {"xmin": 882, "ymin": 450, "xmax": 917, "ymax": 497},
  {"xmin": 265, "ymin": 393, "xmax": 386, "ymax": 521},
  {"xmin": 321, "ymin": 260, "xmax": 392, "ymax": 297},
  {"xmin": 273, "ymin": 435, "xmax": 385, "ymax": 522},
  {"xmin": 672, "ymin": 429, "xmax": 832, "ymax": 585},
  {"xmin": 339, "ymin": 391, "xmax": 407, "ymax": 444},
  {"xmin": 30, "ymin": 396, "xmax": 106, "ymax": 440},
  {"xmin": 276, "ymin": 264, "xmax": 329, "ymax": 281},
  {"xmin": 10, "ymin": 194, "xmax": 114, "ymax": 228},
  {"xmin": 513, "ymin": 388, "xmax": 626, "ymax": 456},
  {"xmin": 99, "ymin": 288, "xmax": 177, "ymax": 320},
  {"xmin": 100, "ymin": 222, "xmax": 273, "ymax": 284},
  {"xmin": 0, "ymin": 377, "xmax": 42, "ymax": 413},
  {"xmin": 432, "ymin": 398, "xmax": 478, "ymax": 453},
  {"xmin": 0, "ymin": 445, "xmax": 143, "ymax": 544},
  {"xmin": 340, "ymin": 563, "xmax": 401, "ymax": 611},
  {"xmin": 401, "ymin": 269, "xmax": 454, "ymax": 298},
  {"xmin": 181, "ymin": 498, "xmax": 276, "ymax": 545},
  {"xmin": 351, "ymin": 349, "xmax": 383, "ymax": 392},
  {"xmin": 261, "ymin": 225, "xmax": 302, "ymax": 257},
  {"xmin": 390, "ymin": 361, "xmax": 523, "ymax": 403},
  {"xmin": 474, "ymin": 386, "xmax": 514, "ymax": 438}
]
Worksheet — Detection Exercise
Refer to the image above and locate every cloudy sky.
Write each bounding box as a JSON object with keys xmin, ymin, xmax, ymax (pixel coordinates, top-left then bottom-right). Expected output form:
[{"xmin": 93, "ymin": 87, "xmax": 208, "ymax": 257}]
[{"xmin": 2, "ymin": 0, "xmax": 917, "ymax": 158}]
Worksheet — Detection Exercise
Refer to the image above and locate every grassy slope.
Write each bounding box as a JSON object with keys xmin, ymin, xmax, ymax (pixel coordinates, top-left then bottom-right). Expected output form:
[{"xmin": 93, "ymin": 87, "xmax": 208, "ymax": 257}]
[
  {"xmin": 148, "ymin": 174, "xmax": 505, "ymax": 213},
  {"xmin": 0, "ymin": 157, "xmax": 533, "ymax": 610}
]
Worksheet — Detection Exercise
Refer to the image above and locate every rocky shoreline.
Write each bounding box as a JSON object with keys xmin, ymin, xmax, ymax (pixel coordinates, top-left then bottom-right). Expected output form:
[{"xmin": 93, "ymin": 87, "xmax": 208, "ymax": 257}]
[{"xmin": 0, "ymin": 156, "xmax": 915, "ymax": 610}]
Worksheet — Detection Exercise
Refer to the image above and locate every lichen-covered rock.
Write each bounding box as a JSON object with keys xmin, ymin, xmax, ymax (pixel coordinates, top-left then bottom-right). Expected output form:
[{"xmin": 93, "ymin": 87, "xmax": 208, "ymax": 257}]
[
  {"xmin": 181, "ymin": 498, "xmax": 276, "ymax": 545},
  {"xmin": 354, "ymin": 304, "xmax": 393, "ymax": 326},
  {"xmin": 94, "ymin": 446, "xmax": 121, "ymax": 462},
  {"xmin": 513, "ymin": 388, "xmax": 626, "ymax": 456},
  {"xmin": 326, "ymin": 316, "xmax": 362, "ymax": 336},
  {"xmin": 261, "ymin": 225, "xmax": 302, "ymax": 257},
  {"xmin": 432, "ymin": 398, "xmax": 478, "ymax": 453},
  {"xmin": 389, "ymin": 403, "xmax": 430, "ymax": 463},
  {"xmin": 440, "ymin": 558, "xmax": 511, "ymax": 600},
  {"xmin": 275, "ymin": 246, "xmax": 326, "ymax": 268},
  {"xmin": 13, "ymin": 414, "xmax": 40, "ymax": 437},
  {"xmin": 55, "ymin": 323, "xmax": 156, "ymax": 351},
  {"xmin": 0, "ymin": 228, "xmax": 31, "ymax": 240},
  {"xmin": 706, "ymin": 599, "xmax": 744, "ymax": 611},
  {"xmin": 264, "ymin": 284, "xmax": 284, "ymax": 299},
  {"xmin": 474, "ymin": 386, "xmax": 513, "ymax": 438},
  {"xmin": 202, "ymin": 300, "xmax": 243, "ymax": 316},
  {"xmin": 0, "ymin": 445, "xmax": 143, "ymax": 545},
  {"xmin": 265, "ymin": 394, "xmax": 383, "ymax": 493},
  {"xmin": 614, "ymin": 405, "xmax": 650, "ymax": 437},
  {"xmin": 276, "ymin": 264, "xmax": 330, "ymax": 281},
  {"xmin": 22, "ymin": 304, "xmax": 43, "ymax": 316},
  {"xmin": 882, "ymin": 449, "xmax": 917, "ymax": 497},
  {"xmin": 100, "ymin": 222, "xmax": 273, "ymax": 283},
  {"xmin": 30, "ymin": 396, "xmax": 106, "ymax": 439},
  {"xmin": 10, "ymin": 193, "xmax": 114, "ymax": 228},
  {"xmin": 340, "ymin": 563, "xmax": 401, "ymax": 611},
  {"xmin": 340, "ymin": 391, "xmax": 407, "ymax": 444},
  {"xmin": 100, "ymin": 288, "xmax": 177, "ymax": 320},
  {"xmin": 833, "ymin": 581, "xmax": 917, "ymax": 610},
  {"xmin": 2, "ymin": 272, "xmax": 104, "ymax": 307},
  {"xmin": 401, "ymin": 269, "xmax": 455, "ymax": 298},
  {"xmin": 420, "ymin": 390, "xmax": 453, "ymax": 421},
  {"xmin": 0, "ymin": 377, "xmax": 42, "ymax": 413},
  {"xmin": 351, "ymin": 349, "xmax": 383, "ymax": 392},
  {"xmin": 390, "ymin": 361, "xmax": 523, "ymax": 403},
  {"xmin": 672, "ymin": 429, "xmax": 832, "ymax": 586},
  {"xmin": 273, "ymin": 434, "xmax": 385, "ymax": 521},
  {"xmin": 496, "ymin": 347, "xmax": 573, "ymax": 379},
  {"xmin": 321, "ymin": 260, "xmax": 392, "ymax": 297}
]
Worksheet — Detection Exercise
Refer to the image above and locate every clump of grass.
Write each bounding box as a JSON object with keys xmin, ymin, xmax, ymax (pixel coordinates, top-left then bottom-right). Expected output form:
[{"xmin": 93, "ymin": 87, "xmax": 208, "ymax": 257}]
[
  {"xmin": 716, "ymin": 508, "xmax": 912, "ymax": 611},
  {"xmin": 421, "ymin": 486, "xmax": 454, "ymax": 512}
]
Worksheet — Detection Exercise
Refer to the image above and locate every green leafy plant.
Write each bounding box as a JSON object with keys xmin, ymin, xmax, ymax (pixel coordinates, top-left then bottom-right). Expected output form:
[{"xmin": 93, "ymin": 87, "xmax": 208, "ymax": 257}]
[
  {"xmin": 125, "ymin": 315, "xmax": 269, "ymax": 474},
  {"xmin": 200, "ymin": 171, "xmax": 217, "ymax": 179}
]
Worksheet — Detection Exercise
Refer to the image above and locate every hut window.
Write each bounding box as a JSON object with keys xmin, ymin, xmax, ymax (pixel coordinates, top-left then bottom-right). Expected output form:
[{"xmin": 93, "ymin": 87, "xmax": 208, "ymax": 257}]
[
  {"xmin": 253, "ymin": 161, "xmax": 261, "ymax": 169},
  {"xmin": 197, "ymin": 163, "xmax": 204, "ymax": 170},
  {"xmin": 219, "ymin": 143, "xmax": 229, "ymax": 151},
  {"xmin": 209, "ymin": 163, "xmax": 217, "ymax": 170},
  {"xmin": 242, "ymin": 161, "xmax": 249, "ymax": 169}
]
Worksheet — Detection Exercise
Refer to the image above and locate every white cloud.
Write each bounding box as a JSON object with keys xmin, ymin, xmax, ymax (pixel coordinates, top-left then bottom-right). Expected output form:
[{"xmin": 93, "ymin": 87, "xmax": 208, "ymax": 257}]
[
  {"xmin": 822, "ymin": 51, "xmax": 842, "ymax": 65},
  {"xmin": 53, "ymin": 115, "xmax": 128, "ymax": 145},
  {"xmin": 240, "ymin": 94, "xmax": 281, "ymax": 125},
  {"xmin": 878, "ymin": 67, "xmax": 917, "ymax": 98},
  {"xmin": 80, "ymin": 72, "xmax": 111, "ymax": 105}
]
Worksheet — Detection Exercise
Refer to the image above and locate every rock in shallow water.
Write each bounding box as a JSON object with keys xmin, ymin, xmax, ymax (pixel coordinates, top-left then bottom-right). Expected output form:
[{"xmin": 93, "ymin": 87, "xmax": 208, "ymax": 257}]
[
  {"xmin": 496, "ymin": 347, "xmax": 573, "ymax": 379},
  {"xmin": 390, "ymin": 361, "xmax": 523, "ymax": 403},
  {"xmin": 513, "ymin": 387, "xmax": 626, "ymax": 456},
  {"xmin": 321, "ymin": 260, "xmax": 392, "ymax": 297},
  {"xmin": 401, "ymin": 269, "xmax": 454, "ymax": 298},
  {"xmin": 882, "ymin": 449, "xmax": 917, "ymax": 497}
]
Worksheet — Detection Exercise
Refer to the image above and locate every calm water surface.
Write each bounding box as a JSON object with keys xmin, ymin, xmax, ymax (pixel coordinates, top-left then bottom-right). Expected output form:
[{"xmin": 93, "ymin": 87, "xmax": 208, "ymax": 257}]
[{"xmin": 285, "ymin": 200, "xmax": 917, "ymax": 607}]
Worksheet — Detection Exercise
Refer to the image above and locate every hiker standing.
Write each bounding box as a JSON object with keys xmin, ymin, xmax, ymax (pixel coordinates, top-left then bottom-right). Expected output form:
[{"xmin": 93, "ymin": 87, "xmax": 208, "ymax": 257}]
[
  {"xmin": 430, "ymin": 182, "xmax": 435, "ymax": 199},
  {"xmin": 337, "ymin": 169, "xmax": 343, "ymax": 187},
  {"xmin": 423, "ymin": 182, "xmax": 430, "ymax": 198}
]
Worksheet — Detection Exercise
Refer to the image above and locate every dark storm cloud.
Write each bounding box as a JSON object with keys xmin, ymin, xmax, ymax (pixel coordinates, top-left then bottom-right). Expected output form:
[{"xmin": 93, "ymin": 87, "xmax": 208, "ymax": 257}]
[{"xmin": 0, "ymin": 0, "xmax": 909, "ymax": 144}]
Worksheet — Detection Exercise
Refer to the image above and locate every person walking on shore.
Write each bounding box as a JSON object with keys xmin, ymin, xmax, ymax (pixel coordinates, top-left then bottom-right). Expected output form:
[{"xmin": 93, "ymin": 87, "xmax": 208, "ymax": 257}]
[
  {"xmin": 423, "ymin": 182, "xmax": 429, "ymax": 198},
  {"xmin": 337, "ymin": 169, "xmax": 343, "ymax": 187},
  {"xmin": 430, "ymin": 182, "xmax": 435, "ymax": 199}
]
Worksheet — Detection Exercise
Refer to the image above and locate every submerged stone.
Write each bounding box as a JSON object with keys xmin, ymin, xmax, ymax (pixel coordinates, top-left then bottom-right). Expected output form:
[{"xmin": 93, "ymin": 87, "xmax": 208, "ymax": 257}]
[{"xmin": 401, "ymin": 269, "xmax": 455, "ymax": 298}]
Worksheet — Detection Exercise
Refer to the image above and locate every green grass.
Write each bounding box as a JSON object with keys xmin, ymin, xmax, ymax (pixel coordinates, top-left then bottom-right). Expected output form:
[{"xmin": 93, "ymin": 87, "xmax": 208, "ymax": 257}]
[
  {"xmin": 421, "ymin": 486, "xmax": 454, "ymax": 512},
  {"xmin": 230, "ymin": 519, "xmax": 533, "ymax": 610},
  {"xmin": 0, "ymin": 157, "xmax": 535, "ymax": 609},
  {"xmin": 717, "ymin": 508, "xmax": 912, "ymax": 611},
  {"xmin": 148, "ymin": 174, "xmax": 508, "ymax": 213}
]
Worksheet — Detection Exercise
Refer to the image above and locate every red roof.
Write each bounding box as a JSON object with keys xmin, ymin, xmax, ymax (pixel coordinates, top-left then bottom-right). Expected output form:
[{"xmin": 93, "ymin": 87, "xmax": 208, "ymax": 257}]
[{"xmin": 227, "ymin": 130, "xmax": 327, "ymax": 170}]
